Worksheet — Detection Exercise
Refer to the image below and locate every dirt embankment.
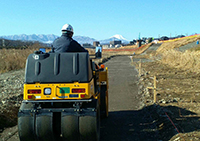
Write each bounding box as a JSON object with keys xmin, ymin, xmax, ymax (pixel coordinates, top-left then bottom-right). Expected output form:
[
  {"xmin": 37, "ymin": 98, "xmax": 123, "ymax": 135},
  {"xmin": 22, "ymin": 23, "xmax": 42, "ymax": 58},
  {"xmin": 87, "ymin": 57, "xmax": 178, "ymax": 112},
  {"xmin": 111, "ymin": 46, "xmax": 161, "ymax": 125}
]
[
  {"xmin": 0, "ymin": 70, "xmax": 24, "ymax": 130},
  {"xmin": 132, "ymin": 56, "xmax": 200, "ymax": 141},
  {"xmin": 0, "ymin": 70, "xmax": 24, "ymax": 140}
]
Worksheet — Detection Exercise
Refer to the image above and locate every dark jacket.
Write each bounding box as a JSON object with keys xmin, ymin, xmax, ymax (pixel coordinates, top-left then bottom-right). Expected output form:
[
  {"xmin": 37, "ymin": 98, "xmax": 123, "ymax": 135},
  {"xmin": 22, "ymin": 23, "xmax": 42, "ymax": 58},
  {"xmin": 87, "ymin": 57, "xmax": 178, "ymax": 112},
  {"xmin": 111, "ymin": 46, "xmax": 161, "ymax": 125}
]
[{"xmin": 53, "ymin": 34, "xmax": 88, "ymax": 53}]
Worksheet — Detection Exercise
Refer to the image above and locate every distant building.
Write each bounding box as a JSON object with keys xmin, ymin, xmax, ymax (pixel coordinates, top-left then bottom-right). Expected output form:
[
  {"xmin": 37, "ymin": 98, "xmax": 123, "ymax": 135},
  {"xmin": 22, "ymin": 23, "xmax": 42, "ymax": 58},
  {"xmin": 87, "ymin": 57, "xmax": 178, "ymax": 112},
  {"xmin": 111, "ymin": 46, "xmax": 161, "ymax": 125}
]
[
  {"xmin": 93, "ymin": 41, "xmax": 100, "ymax": 47},
  {"xmin": 102, "ymin": 44, "xmax": 109, "ymax": 49},
  {"xmin": 110, "ymin": 44, "xmax": 116, "ymax": 48},
  {"xmin": 115, "ymin": 44, "xmax": 121, "ymax": 48},
  {"xmin": 130, "ymin": 40, "xmax": 136, "ymax": 45},
  {"xmin": 110, "ymin": 40, "xmax": 121, "ymax": 46},
  {"xmin": 82, "ymin": 43, "xmax": 95, "ymax": 49}
]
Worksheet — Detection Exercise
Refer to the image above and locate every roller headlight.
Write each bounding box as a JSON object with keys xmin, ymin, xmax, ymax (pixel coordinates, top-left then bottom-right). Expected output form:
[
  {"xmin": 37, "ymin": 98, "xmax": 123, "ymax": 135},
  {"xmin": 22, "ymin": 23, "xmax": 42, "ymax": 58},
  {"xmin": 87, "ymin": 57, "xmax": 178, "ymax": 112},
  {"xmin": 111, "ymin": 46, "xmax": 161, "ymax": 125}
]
[{"xmin": 44, "ymin": 88, "xmax": 51, "ymax": 95}]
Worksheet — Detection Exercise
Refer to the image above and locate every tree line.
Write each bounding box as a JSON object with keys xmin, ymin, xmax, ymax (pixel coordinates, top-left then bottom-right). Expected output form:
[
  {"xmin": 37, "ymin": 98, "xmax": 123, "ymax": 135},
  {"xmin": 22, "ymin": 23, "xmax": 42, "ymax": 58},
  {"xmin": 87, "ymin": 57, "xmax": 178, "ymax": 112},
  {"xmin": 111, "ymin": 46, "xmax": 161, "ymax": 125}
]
[{"xmin": 0, "ymin": 38, "xmax": 51, "ymax": 49}]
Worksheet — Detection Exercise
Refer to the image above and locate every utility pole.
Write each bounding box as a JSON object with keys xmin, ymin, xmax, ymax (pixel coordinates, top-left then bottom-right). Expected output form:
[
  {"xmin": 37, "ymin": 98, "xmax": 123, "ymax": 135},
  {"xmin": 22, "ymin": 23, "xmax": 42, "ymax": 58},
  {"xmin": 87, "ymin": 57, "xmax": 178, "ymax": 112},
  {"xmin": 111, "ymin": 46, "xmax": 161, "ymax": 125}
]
[
  {"xmin": 137, "ymin": 32, "xmax": 142, "ymax": 47},
  {"xmin": 138, "ymin": 32, "xmax": 141, "ymax": 40}
]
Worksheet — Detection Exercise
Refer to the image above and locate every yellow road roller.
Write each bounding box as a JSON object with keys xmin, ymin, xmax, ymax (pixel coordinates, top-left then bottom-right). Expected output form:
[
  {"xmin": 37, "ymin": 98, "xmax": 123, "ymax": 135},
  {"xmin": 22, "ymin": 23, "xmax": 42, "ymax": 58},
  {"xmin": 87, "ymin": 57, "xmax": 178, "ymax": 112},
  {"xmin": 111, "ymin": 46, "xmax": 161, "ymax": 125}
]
[{"xmin": 18, "ymin": 51, "xmax": 108, "ymax": 141}]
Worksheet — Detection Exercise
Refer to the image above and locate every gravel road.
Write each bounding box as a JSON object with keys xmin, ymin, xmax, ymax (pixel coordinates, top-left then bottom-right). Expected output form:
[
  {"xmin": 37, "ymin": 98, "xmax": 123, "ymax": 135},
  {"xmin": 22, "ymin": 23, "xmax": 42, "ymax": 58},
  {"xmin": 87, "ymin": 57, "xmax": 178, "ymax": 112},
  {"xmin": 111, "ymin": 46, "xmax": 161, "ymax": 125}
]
[
  {"xmin": 100, "ymin": 56, "xmax": 158, "ymax": 141},
  {"xmin": 0, "ymin": 56, "xmax": 159, "ymax": 141}
]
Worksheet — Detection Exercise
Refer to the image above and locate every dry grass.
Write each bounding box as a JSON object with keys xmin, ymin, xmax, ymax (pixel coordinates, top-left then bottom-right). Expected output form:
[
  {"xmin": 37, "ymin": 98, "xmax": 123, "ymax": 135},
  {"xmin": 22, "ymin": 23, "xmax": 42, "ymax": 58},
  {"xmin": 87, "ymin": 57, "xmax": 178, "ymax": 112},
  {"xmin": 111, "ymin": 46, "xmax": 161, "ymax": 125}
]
[
  {"xmin": 0, "ymin": 48, "xmax": 35, "ymax": 73},
  {"xmin": 151, "ymin": 35, "xmax": 200, "ymax": 73},
  {"xmin": 86, "ymin": 48, "xmax": 96, "ymax": 55},
  {"xmin": 161, "ymin": 50, "xmax": 200, "ymax": 73}
]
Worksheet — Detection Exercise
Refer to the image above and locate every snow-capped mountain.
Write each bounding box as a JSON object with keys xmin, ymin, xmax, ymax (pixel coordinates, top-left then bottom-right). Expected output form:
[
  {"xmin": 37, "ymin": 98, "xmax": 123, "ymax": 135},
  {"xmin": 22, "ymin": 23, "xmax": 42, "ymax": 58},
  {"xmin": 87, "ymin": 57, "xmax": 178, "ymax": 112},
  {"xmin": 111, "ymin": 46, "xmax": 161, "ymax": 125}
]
[
  {"xmin": 110, "ymin": 34, "xmax": 128, "ymax": 40},
  {"xmin": 100, "ymin": 34, "xmax": 129, "ymax": 44}
]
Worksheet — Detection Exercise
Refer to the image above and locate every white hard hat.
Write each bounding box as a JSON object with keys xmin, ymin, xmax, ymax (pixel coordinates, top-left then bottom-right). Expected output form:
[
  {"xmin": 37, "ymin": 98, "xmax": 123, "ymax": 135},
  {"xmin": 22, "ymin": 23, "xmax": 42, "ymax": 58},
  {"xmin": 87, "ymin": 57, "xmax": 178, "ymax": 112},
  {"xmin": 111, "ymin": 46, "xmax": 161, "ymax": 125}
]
[{"xmin": 61, "ymin": 24, "xmax": 73, "ymax": 33}]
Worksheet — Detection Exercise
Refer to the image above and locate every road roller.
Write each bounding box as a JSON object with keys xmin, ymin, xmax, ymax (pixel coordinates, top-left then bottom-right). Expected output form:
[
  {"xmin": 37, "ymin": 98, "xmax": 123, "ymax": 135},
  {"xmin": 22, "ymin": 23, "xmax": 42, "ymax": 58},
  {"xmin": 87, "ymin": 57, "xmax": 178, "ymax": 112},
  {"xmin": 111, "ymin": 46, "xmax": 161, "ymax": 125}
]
[{"xmin": 18, "ymin": 51, "xmax": 108, "ymax": 141}]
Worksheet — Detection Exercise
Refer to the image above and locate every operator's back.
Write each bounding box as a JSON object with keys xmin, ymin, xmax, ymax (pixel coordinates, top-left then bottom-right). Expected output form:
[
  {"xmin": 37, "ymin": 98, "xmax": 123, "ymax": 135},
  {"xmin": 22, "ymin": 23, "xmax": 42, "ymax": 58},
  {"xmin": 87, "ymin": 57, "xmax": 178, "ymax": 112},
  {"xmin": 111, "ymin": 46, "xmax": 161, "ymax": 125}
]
[
  {"xmin": 53, "ymin": 23, "xmax": 88, "ymax": 53},
  {"xmin": 53, "ymin": 33, "xmax": 88, "ymax": 52}
]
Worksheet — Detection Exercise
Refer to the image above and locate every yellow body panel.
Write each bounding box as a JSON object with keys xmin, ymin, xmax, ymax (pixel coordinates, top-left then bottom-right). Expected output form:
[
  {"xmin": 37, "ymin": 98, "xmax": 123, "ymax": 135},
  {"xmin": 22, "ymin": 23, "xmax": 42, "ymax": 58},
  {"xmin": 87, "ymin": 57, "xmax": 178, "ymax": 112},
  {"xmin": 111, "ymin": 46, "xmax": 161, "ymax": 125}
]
[{"xmin": 24, "ymin": 80, "xmax": 95, "ymax": 100}]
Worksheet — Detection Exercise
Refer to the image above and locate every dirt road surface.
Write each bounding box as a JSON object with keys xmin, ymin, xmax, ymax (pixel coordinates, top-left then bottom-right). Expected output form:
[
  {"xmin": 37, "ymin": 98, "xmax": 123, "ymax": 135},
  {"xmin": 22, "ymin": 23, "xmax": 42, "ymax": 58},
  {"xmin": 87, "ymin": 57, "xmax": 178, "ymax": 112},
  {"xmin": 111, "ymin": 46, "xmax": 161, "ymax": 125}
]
[{"xmin": 1, "ymin": 56, "xmax": 159, "ymax": 141}]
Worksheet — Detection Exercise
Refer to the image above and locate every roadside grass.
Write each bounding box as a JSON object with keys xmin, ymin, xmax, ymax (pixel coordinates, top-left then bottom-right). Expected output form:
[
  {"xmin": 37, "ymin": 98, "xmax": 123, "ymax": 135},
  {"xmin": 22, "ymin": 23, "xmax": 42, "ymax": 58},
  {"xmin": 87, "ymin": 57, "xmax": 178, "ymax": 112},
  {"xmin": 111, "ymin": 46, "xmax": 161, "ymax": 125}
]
[
  {"xmin": 0, "ymin": 48, "xmax": 35, "ymax": 73},
  {"xmin": 156, "ymin": 35, "xmax": 200, "ymax": 53},
  {"xmin": 161, "ymin": 50, "xmax": 200, "ymax": 73},
  {"xmin": 149, "ymin": 35, "xmax": 200, "ymax": 74}
]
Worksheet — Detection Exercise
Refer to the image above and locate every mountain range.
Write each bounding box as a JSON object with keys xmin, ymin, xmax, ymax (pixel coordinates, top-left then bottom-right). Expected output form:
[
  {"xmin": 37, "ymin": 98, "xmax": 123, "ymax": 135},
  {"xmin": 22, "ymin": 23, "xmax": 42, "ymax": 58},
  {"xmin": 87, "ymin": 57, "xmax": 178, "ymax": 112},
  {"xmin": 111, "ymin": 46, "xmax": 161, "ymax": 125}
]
[{"xmin": 0, "ymin": 34, "xmax": 129, "ymax": 45}]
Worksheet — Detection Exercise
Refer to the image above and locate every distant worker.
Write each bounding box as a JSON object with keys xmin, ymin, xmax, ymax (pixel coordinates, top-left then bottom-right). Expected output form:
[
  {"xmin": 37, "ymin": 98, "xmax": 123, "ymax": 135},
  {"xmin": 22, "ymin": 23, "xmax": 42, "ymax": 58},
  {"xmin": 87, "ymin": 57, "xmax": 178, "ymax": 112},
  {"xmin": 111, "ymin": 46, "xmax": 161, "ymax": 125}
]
[
  {"xmin": 197, "ymin": 40, "xmax": 199, "ymax": 45},
  {"xmin": 95, "ymin": 48, "xmax": 102, "ymax": 58},
  {"xmin": 53, "ymin": 24, "xmax": 88, "ymax": 52}
]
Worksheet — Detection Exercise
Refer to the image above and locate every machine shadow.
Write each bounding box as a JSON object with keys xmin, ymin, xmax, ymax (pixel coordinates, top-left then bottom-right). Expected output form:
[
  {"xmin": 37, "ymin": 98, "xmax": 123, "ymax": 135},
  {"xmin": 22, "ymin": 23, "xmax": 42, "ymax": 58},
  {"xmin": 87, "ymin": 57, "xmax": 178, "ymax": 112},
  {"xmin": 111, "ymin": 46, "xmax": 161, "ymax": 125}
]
[
  {"xmin": 100, "ymin": 104, "xmax": 200, "ymax": 141},
  {"xmin": 158, "ymin": 104, "xmax": 200, "ymax": 141},
  {"xmin": 100, "ymin": 105, "xmax": 159, "ymax": 141}
]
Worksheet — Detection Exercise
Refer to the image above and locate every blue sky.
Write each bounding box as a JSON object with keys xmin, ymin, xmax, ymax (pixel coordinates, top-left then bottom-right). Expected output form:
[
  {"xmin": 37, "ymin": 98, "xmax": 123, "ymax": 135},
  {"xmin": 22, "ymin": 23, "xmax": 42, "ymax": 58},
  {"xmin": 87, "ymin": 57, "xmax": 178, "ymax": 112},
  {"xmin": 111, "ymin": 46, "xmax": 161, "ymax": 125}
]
[{"xmin": 0, "ymin": 0, "xmax": 199, "ymax": 40}]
